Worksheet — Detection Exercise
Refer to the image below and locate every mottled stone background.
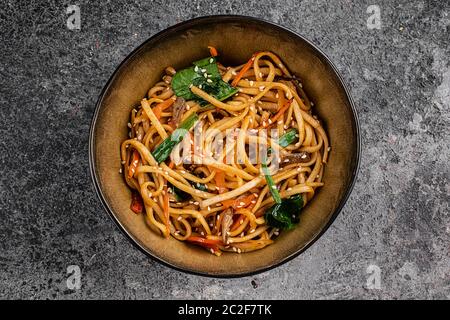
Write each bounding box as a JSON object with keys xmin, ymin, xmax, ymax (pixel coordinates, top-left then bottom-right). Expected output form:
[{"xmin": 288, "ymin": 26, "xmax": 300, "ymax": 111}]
[{"xmin": 0, "ymin": 0, "xmax": 448, "ymax": 299}]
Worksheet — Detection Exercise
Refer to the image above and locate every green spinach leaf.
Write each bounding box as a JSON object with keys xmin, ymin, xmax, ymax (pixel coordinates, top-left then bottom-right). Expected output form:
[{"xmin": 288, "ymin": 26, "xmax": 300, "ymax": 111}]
[
  {"xmin": 171, "ymin": 56, "xmax": 238, "ymax": 102},
  {"xmin": 265, "ymin": 195, "xmax": 303, "ymax": 230}
]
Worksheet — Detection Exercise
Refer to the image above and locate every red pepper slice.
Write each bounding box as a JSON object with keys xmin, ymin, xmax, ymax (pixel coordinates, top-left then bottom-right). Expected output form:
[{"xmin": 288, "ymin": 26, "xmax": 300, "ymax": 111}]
[{"xmin": 130, "ymin": 190, "xmax": 144, "ymax": 214}]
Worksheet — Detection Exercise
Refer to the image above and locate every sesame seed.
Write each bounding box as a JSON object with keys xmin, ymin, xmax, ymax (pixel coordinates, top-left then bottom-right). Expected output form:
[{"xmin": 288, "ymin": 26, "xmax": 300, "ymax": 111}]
[
  {"xmin": 209, "ymin": 58, "xmax": 214, "ymax": 63},
  {"xmin": 119, "ymin": 168, "xmax": 122, "ymax": 173},
  {"xmin": 203, "ymin": 73, "xmax": 208, "ymax": 78},
  {"xmin": 177, "ymin": 216, "xmax": 182, "ymax": 221},
  {"xmin": 194, "ymin": 66, "xmax": 199, "ymax": 72},
  {"xmin": 311, "ymin": 102, "xmax": 314, "ymax": 106},
  {"xmin": 207, "ymin": 206, "xmax": 211, "ymax": 211},
  {"xmin": 201, "ymin": 68, "xmax": 206, "ymax": 73},
  {"xmin": 198, "ymin": 84, "xmax": 202, "ymax": 89},
  {"xmin": 327, "ymin": 147, "xmax": 331, "ymax": 152},
  {"xmin": 189, "ymin": 84, "xmax": 193, "ymax": 88},
  {"xmin": 268, "ymin": 119, "xmax": 272, "ymax": 124},
  {"xmin": 259, "ymin": 72, "xmax": 263, "ymax": 77},
  {"xmin": 250, "ymin": 229, "xmax": 255, "ymax": 233},
  {"xmin": 277, "ymin": 120, "xmax": 283, "ymax": 125},
  {"xmin": 193, "ymin": 201, "xmax": 199, "ymax": 205},
  {"xmin": 186, "ymin": 105, "xmax": 191, "ymax": 110},
  {"xmin": 210, "ymin": 248, "xmax": 215, "ymax": 254},
  {"xmin": 237, "ymin": 248, "xmax": 242, "ymax": 253},
  {"xmin": 283, "ymin": 125, "xmax": 288, "ymax": 130},
  {"xmin": 232, "ymin": 70, "xmax": 237, "ymax": 76},
  {"xmin": 275, "ymin": 93, "xmax": 279, "ymax": 98},
  {"xmin": 121, "ymin": 160, "xmax": 126, "ymax": 164},
  {"xmin": 164, "ymin": 171, "xmax": 169, "ymax": 175},
  {"xmin": 259, "ymin": 86, "xmax": 265, "ymax": 91},
  {"xmin": 271, "ymin": 185, "xmax": 277, "ymax": 189},
  {"xmin": 148, "ymin": 192, "xmax": 152, "ymax": 197},
  {"xmin": 232, "ymin": 247, "xmax": 237, "ymax": 252},
  {"xmin": 287, "ymin": 187, "xmax": 292, "ymax": 191},
  {"xmin": 206, "ymin": 79, "xmax": 213, "ymax": 83},
  {"xmin": 274, "ymin": 231, "xmax": 279, "ymax": 236},
  {"xmin": 239, "ymin": 202, "xmax": 245, "ymax": 206},
  {"xmin": 249, "ymin": 81, "xmax": 254, "ymax": 86},
  {"xmin": 127, "ymin": 122, "xmax": 132, "ymax": 128}
]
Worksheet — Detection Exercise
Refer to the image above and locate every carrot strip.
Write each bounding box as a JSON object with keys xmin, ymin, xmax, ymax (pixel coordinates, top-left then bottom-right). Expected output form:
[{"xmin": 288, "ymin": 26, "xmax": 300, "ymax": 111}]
[
  {"xmin": 223, "ymin": 193, "xmax": 257, "ymax": 210},
  {"xmin": 128, "ymin": 150, "xmax": 140, "ymax": 178},
  {"xmin": 153, "ymin": 98, "xmax": 175, "ymax": 120},
  {"xmin": 215, "ymin": 170, "xmax": 227, "ymax": 194},
  {"xmin": 260, "ymin": 98, "xmax": 293, "ymax": 129},
  {"xmin": 208, "ymin": 46, "xmax": 218, "ymax": 57},
  {"xmin": 231, "ymin": 52, "xmax": 258, "ymax": 87}
]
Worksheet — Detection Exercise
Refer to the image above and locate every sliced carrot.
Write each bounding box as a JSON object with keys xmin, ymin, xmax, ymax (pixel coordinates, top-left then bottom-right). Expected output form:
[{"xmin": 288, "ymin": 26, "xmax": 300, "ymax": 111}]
[
  {"xmin": 153, "ymin": 98, "xmax": 175, "ymax": 120},
  {"xmin": 215, "ymin": 170, "xmax": 227, "ymax": 194},
  {"xmin": 128, "ymin": 150, "xmax": 140, "ymax": 178},
  {"xmin": 260, "ymin": 98, "xmax": 293, "ymax": 129},
  {"xmin": 231, "ymin": 52, "xmax": 258, "ymax": 87},
  {"xmin": 168, "ymin": 161, "xmax": 175, "ymax": 169},
  {"xmin": 222, "ymin": 193, "xmax": 257, "ymax": 210},
  {"xmin": 208, "ymin": 46, "xmax": 218, "ymax": 57}
]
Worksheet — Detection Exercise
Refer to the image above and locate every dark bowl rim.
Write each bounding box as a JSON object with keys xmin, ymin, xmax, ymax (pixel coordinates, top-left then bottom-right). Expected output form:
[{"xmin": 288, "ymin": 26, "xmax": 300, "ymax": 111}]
[{"xmin": 88, "ymin": 14, "xmax": 361, "ymax": 278}]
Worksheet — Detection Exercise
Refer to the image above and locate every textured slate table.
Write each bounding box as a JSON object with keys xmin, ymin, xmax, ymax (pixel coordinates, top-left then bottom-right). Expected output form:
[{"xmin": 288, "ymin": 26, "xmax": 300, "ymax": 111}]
[{"xmin": 0, "ymin": 0, "xmax": 448, "ymax": 299}]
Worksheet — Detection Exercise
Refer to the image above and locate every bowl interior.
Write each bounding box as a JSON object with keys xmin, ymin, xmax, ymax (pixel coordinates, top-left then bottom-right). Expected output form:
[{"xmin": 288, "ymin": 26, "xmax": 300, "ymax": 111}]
[{"xmin": 91, "ymin": 16, "xmax": 359, "ymax": 276}]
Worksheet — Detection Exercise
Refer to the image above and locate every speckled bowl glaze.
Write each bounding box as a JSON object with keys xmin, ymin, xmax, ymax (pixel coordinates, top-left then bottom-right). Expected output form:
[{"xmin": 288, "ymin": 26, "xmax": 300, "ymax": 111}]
[{"xmin": 89, "ymin": 15, "xmax": 360, "ymax": 277}]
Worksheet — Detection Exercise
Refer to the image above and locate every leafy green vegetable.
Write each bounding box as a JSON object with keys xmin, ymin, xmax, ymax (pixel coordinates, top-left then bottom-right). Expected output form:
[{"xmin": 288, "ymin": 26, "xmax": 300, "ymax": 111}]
[
  {"xmin": 261, "ymin": 163, "xmax": 281, "ymax": 204},
  {"xmin": 192, "ymin": 182, "xmax": 208, "ymax": 192},
  {"xmin": 170, "ymin": 184, "xmax": 191, "ymax": 202},
  {"xmin": 171, "ymin": 56, "xmax": 238, "ymax": 102},
  {"xmin": 152, "ymin": 113, "xmax": 198, "ymax": 163},
  {"xmin": 267, "ymin": 128, "xmax": 298, "ymax": 156},
  {"xmin": 278, "ymin": 128, "xmax": 298, "ymax": 148},
  {"xmin": 265, "ymin": 195, "xmax": 303, "ymax": 230}
]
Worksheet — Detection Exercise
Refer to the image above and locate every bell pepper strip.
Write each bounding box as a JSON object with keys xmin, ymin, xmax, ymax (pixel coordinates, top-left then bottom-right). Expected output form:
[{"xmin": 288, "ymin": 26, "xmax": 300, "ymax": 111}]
[
  {"xmin": 152, "ymin": 98, "xmax": 175, "ymax": 120},
  {"xmin": 186, "ymin": 236, "xmax": 223, "ymax": 255},
  {"xmin": 231, "ymin": 52, "xmax": 258, "ymax": 87},
  {"xmin": 208, "ymin": 46, "xmax": 218, "ymax": 57},
  {"xmin": 130, "ymin": 190, "xmax": 144, "ymax": 214},
  {"xmin": 128, "ymin": 150, "xmax": 140, "ymax": 178}
]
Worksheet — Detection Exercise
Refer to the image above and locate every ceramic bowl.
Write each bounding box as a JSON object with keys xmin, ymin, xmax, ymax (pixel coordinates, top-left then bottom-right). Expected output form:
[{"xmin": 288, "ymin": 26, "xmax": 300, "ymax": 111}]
[{"xmin": 89, "ymin": 15, "xmax": 360, "ymax": 277}]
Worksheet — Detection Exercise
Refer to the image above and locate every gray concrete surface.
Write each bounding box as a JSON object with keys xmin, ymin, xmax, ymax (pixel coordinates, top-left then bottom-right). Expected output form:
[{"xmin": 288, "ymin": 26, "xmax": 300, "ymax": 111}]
[{"xmin": 0, "ymin": 0, "xmax": 448, "ymax": 299}]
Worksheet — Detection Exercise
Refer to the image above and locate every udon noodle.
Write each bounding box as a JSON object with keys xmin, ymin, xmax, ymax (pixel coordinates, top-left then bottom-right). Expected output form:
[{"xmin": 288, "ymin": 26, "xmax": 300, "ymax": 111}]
[{"xmin": 120, "ymin": 49, "xmax": 329, "ymax": 255}]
